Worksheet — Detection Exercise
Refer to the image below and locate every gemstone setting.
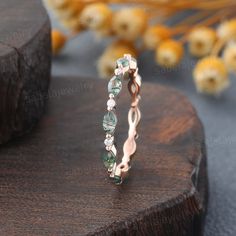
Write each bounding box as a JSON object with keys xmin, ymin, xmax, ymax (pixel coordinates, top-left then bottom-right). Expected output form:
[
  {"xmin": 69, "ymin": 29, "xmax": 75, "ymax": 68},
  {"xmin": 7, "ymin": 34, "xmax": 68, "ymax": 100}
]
[
  {"xmin": 103, "ymin": 111, "xmax": 117, "ymax": 134},
  {"xmin": 117, "ymin": 57, "xmax": 130, "ymax": 68},
  {"xmin": 114, "ymin": 175, "xmax": 122, "ymax": 185},
  {"xmin": 108, "ymin": 75, "xmax": 122, "ymax": 96},
  {"xmin": 104, "ymin": 136, "xmax": 114, "ymax": 147},
  {"xmin": 107, "ymin": 98, "xmax": 116, "ymax": 110},
  {"xmin": 102, "ymin": 151, "xmax": 116, "ymax": 169}
]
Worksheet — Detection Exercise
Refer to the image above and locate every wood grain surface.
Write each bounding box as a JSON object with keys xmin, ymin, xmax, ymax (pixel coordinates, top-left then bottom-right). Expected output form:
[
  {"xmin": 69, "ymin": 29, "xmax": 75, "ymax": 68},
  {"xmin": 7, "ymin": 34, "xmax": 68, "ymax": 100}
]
[
  {"xmin": 0, "ymin": 77, "xmax": 208, "ymax": 236},
  {"xmin": 0, "ymin": 0, "xmax": 51, "ymax": 144}
]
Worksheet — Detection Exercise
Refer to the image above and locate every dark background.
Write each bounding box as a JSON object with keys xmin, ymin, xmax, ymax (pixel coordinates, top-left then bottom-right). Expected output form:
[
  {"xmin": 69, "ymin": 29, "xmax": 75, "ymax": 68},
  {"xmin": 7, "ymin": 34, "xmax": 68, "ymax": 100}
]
[{"xmin": 51, "ymin": 23, "xmax": 236, "ymax": 236}]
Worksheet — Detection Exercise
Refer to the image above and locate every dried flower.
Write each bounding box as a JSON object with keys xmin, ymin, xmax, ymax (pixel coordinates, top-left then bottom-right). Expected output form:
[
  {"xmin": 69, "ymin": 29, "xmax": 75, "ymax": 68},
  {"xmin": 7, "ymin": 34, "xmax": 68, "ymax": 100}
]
[
  {"xmin": 217, "ymin": 19, "xmax": 236, "ymax": 41},
  {"xmin": 80, "ymin": 3, "xmax": 112, "ymax": 32},
  {"xmin": 143, "ymin": 25, "xmax": 171, "ymax": 50},
  {"xmin": 61, "ymin": 17, "xmax": 83, "ymax": 32},
  {"xmin": 51, "ymin": 30, "xmax": 67, "ymax": 55},
  {"xmin": 188, "ymin": 26, "xmax": 217, "ymax": 57},
  {"xmin": 155, "ymin": 39, "xmax": 183, "ymax": 67},
  {"xmin": 223, "ymin": 41, "xmax": 236, "ymax": 73},
  {"xmin": 112, "ymin": 8, "xmax": 148, "ymax": 41},
  {"xmin": 51, "ymin": 0, "xmax": 84, "ymax": 25},
  {"xmin": 97, "ymin": 41, "xmax": 137, "ymax": 78},
  {"xmin": 45, "ymin": 0, "xmax": 70, "ymax": 9},
  {"xmin": 193, "ymin": 56, "xmax": 229, "ymax": 95}
]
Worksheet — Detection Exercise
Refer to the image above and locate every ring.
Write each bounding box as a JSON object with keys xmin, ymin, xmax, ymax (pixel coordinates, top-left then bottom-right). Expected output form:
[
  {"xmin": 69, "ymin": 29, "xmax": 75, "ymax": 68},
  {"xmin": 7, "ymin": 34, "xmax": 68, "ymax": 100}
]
[{"xmin": 102, "ymin": 54, "xmax": 142, "ymax": 185}]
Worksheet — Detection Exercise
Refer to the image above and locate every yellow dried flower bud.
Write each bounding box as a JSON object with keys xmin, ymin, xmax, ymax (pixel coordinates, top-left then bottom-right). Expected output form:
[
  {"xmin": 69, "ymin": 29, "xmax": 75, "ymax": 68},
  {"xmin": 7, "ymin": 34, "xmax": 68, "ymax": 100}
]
[
  {"xmin": 46, "ymin": 0, "xmax": 70, "ymax": 9},
  {"xmin": 188, "ymin": 27, "xmax": 217, "ymax": 57},
  {"xmin": 143, "ymin": 25, "xmax": 171, "ymax": 50},
  {"xmin": 97, "ymin": 41, "xmax": 137, "ymax": 78},
  {"xmin": 193, "ymin": 56, "xmax": 229, "ymax": 95},
  {"xmin": 223, "ymin": 42, "xmax": 236, "ymax": 73},
  {"xmin": 112, "ymin": 8, "xmax": 148, "ymax": 41},
  {"xmin": 61, "ymin": 17, "xmax": 83, "ymax": 32},
  {"xmin": 80, "ymin": 3, "xmax": 112, "ymax": 31},
  {"xmin": 155, "ymin": 39, "xmax": 183, "ymax": 67},
  {"xmin": 217, "ymin": 19, "xmax": 236, "ymax": 41},
  {"xmin": 55, "ymin": 0, "xmax": 84, "ymax": 21},
  {"xmin": 51, "ymin": 30, "xmax": 67, "ymax": 55}
]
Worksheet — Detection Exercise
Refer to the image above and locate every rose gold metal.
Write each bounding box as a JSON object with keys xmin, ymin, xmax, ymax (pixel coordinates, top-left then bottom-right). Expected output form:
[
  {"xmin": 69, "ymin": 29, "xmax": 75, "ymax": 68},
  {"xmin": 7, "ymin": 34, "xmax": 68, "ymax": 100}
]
[
  {"xmin": 114, "ymin": 64, "xmax": 141, "ymax": 183},
  {"xmin": 128, "ymin": 68, "xmax": 140, "ymax": 103}
]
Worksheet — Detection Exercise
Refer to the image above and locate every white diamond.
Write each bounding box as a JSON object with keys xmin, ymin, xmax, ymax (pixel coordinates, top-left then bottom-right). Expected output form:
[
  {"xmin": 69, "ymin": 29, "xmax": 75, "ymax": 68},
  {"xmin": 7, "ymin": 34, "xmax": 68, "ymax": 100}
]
[
  {"xmin": 109, "ymin": 93, "xmax": 114, "ymax": 99},
  {"xmin": 107, "ymin": 99, "xmax": 116, "ymax": 109},
  {"xmin": 104, "ymin": 136, "xmax": 114, "ymax": 146},
  {"xmin": 124, "ymin": 54, "xmax": 132, "ymax": 60}
]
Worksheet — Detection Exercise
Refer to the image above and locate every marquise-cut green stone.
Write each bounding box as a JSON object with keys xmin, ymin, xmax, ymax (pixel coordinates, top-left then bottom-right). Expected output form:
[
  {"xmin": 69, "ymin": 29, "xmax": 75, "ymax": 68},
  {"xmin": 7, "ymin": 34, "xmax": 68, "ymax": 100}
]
[
  {"xmin": 114, "ymin": 175, "xmax": 122, "ymax": 185},
  {"xmin": 103, "ymin": 111, "xmax": 117, "ymax": 134},
  {"xmin": 102, "ymin": 151, "xmax": 116, "ymax": 169},
  {"xmin": 108, "ymin": 75, "xmax": 122, "ymax": 96},
  {"xmin": 117, "ymin": 57, "xmax": 129, "ymax": 68}
]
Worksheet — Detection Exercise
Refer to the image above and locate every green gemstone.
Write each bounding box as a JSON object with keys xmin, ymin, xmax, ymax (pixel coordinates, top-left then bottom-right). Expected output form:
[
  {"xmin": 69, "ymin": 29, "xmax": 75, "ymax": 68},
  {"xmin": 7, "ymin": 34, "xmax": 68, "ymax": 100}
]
[
  {"xmin": 108, "ymin": 75, "xmax": 122, "ymax": 96},
  {"xmin": 117, "ymin": 57, "xmax": 129, "ymax": 68},
  {"xmin": 103, "ymin": 111, "xmax": 117, "ymax": 134},
  {"xmin": 114, "ymin": 175, "xmax": 122, "ymax": 185},
  {"xmin": 102, "ymin": 151, "xmax": 116, "ymax": 169}
]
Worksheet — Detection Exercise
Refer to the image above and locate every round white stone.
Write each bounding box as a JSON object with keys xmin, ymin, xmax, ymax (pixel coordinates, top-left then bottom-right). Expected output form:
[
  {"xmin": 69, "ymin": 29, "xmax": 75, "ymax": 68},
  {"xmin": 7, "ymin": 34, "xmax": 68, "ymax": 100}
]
[
  {"xmin": 104, "ymin": 137, "xmax": 114, "ymax": 146},
  {"xmin": 107, "ymin": 99, "xmax": 116, "ymax": 109},
  {"xmin": 109, "ymin": 93, "xmax": 114, "ymax": 99}
]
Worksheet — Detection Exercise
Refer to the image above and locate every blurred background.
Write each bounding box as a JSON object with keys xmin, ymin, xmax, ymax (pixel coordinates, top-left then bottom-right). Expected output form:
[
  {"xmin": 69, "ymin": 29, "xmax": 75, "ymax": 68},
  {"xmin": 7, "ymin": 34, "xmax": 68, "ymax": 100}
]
[{"xmin": 45, "ymin": 1, "xmax": 236, "ymax": 235}]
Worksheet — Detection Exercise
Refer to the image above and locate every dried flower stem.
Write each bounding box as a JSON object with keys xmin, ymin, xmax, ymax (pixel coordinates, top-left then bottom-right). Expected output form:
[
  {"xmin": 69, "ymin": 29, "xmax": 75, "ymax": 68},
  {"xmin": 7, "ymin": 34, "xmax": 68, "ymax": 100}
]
[
  {"xmin": 70, "ymin": 0, "xmax": 236, "ymax": 10},
  {"xmin": 211, "ymin": 39, "xmax": 227, "ymax": 56},
  {"xmin": 179, "ymin": 9, "xmax": 234, "ymax": 43},
  {"xmin": 170, "ymin": 10, "xmax": 217, "ymax": 35},
  {"xmin": 105, "ymin": 0, "xmax": 236, "ymax": 10}
]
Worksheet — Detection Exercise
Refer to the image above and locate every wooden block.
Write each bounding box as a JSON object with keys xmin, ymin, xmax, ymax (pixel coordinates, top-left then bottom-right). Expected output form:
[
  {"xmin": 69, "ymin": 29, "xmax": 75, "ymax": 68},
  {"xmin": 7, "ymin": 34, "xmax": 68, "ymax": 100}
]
[
  {"xmin": 0, "ymin": 77, "xmax": 208, "ymax": 236},
  {"xmin": 0, "ymin": 0, "xmax": 51, "ymax": 144}
]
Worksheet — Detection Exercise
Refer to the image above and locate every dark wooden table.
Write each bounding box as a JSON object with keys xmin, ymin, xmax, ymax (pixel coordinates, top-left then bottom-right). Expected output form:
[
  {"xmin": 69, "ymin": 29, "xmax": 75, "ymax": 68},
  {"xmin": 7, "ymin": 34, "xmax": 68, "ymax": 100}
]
[{"xmin": 0, "ymin": 76, "xmax": 207, "ymax": 236}]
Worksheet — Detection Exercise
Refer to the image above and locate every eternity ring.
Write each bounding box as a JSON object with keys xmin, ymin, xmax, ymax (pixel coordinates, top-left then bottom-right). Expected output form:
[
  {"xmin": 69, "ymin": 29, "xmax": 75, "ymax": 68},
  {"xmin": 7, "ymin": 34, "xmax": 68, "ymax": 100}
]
[{"xmin": 102, "ymin": 54, "xmax": 142, "ymax": 185}]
